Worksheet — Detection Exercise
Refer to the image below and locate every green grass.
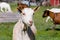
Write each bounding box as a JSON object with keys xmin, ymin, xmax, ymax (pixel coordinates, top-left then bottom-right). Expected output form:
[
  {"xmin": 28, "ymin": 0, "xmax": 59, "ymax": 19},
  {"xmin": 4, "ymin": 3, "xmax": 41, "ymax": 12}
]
[
  {"xmin": 0, "ymin": 3, "xmax": 60, "ymax": 40},
  {"xmin": 0, "ymin": 22, "xmax": 15, "ymax": 40},
  {"xmin": 10, "ymin": 3, "xmax": 17, "ymax": 12}
]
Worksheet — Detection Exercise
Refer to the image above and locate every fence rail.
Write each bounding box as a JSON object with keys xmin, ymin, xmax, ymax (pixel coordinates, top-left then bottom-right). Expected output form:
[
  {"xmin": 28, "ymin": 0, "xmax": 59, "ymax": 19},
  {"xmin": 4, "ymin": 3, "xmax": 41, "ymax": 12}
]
[{"xmin": 0, "ymin": 12, "xmax": 20, "ymax": 23}]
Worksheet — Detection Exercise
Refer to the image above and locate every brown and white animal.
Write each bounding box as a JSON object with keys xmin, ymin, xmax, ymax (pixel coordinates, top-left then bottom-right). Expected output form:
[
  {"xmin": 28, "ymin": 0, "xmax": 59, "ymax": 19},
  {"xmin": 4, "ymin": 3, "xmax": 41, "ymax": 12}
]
[
  {"xmin": 13, "ymin": 3, "xmax": 39, "ymax": 40},
  {"xmin": 46, "ymin": 8, "xmax": 60, "ymax": 22},
  {"xmin": 43, "ymin": 9, "xmax": 60, "ymax": 29}
]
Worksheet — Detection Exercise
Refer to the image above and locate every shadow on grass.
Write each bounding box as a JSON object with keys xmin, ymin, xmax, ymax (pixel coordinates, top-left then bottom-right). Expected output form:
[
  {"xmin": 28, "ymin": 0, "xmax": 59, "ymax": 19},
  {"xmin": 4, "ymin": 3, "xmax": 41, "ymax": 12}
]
[{"xmin": 46, "ymin": 28, "xmax": 60, "ymax": 31}]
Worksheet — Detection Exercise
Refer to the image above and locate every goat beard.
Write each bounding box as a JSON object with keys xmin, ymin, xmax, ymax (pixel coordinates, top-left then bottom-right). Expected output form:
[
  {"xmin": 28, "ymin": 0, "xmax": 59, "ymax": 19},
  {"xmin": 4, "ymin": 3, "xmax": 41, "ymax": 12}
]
[{"xmin": 23, "ymin": 23, "xmax": 28, "ymax": 32}]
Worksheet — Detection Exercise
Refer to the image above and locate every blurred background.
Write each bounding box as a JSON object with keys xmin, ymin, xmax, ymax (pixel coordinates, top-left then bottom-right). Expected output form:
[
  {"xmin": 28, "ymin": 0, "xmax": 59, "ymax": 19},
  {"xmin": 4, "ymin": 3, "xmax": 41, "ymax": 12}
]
[{"xmin": 0, "ymin": 0, "xmax": 60, "ymax": 7}]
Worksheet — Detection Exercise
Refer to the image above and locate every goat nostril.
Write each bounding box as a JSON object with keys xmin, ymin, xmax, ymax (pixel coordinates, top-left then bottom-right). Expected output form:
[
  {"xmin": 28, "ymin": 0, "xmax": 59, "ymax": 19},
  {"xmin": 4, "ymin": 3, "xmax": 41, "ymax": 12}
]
[{"xmin": 29, "ymin": 21, "xmax": 33, "ymax": 24}]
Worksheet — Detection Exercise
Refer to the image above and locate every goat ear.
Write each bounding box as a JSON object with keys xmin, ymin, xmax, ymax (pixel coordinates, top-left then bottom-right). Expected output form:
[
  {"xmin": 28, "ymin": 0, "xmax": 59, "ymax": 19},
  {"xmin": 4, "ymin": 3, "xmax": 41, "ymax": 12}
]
[
  {"xmin": 17, "ymin": 7, "xmax": 22, "ymax": 13},
  {"xmin": 17, "ymin": 3, "xmax": 22, "ymax": 6},
  {"xmin": 33, "ymin": 6, "xmax": 40, "ymax": 12}
]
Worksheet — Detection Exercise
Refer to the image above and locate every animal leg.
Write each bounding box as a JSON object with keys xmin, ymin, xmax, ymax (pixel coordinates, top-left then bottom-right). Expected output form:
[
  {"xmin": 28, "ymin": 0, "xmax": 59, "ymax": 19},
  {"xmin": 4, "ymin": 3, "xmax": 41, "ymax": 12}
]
[
  {"xmin": 46, "ymin": 16, "xmax": 50, "ymax": 22},
  {"xmin": 1, "ymin": 7, "xmax": 4, "ymax": 12},
  {"xmin": 50, "ymin": 24, "xmax": 56, "ymax": 30},
  {"xmin": 5, "ymin": 8, "xmax": 7, "ymax": 12},
  {"xmin": 8, "ymin": 7, "xmax": 12, "ymax": 12}
]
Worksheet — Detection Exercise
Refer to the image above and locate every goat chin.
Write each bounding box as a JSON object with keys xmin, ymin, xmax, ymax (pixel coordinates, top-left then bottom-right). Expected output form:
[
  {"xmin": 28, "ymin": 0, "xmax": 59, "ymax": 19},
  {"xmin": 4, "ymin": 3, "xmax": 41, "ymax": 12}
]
[{"xmin": 30, "ymin": 23, "xmax": 37, "ymax": 34}]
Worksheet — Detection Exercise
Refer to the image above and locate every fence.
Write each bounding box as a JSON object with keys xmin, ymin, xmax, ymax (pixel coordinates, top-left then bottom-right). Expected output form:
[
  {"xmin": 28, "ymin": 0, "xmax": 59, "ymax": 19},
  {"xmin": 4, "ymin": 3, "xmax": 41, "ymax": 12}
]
[{"xmin": 0, "ymin": 12, "xmax": 20, "ymax": 23}]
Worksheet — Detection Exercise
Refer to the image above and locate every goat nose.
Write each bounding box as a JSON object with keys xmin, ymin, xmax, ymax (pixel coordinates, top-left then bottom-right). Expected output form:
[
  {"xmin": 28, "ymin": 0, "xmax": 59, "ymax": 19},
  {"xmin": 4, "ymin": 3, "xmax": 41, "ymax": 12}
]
[
  {"xmin": 29, "ymin": 21, "xmax": 33, "ymax": 24},
  {"xmin": 29, "ymin": 21, "xmax": 33, "ymax": 26}
]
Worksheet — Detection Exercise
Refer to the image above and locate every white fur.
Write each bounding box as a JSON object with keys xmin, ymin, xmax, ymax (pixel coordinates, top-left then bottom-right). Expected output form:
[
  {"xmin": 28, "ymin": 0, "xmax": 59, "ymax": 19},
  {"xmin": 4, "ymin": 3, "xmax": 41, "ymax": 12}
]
[
  {"xmin": 46, "ymin": 16, "xmax": 52, "ymax": 22},
  {"xmin": 49, "ymin": 8, "xmax": 60, "ymax": 13},
  {"xmin": 13, "ymin": 8, "xmax": 37, "ymax": 40},
  {"xmin": 0, "ymin": 2, "xmax": 12, "ymax": 12},
  {"xmin": 46, "ymin": 8, "xmax": 60, "ymax": 22},
  {"xmin": 21, "ymin": 8, "xmax": 34, "ymax": 26}
]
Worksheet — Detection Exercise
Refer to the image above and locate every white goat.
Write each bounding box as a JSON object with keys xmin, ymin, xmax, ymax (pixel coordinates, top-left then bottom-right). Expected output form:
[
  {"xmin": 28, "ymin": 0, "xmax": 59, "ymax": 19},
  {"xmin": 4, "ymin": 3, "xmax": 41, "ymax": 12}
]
[
  {"xmin": 13, "ymin": 4, "xmax": 39, "ymax": 40},
  {"xmin": 0, "ymin": 2, "xmax": 12, "ymax": 12},
  {"xmin": 46, "ymin": 8, "xmax": 60, "ymax": 22}
]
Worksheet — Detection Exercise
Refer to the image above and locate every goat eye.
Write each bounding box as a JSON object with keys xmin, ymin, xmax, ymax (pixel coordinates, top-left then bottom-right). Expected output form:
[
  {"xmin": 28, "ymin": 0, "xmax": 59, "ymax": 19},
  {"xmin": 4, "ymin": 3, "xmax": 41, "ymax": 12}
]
[{"xmin": 23, "ymin": 13, "xmax": 25, "ymax": 15}]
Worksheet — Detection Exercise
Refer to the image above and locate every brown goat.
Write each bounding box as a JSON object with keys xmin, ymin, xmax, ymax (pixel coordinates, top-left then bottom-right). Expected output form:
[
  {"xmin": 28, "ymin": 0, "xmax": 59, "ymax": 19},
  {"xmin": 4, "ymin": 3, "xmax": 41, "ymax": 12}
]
[{"xmin": 43, "ymin": 10, "xmax": 60, "ymax": 29}]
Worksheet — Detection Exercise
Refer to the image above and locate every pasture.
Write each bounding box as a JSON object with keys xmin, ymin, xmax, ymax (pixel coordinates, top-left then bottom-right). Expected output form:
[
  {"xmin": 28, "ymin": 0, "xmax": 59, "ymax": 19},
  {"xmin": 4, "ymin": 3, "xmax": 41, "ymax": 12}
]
[{"xmin": 0, "ymin": 3, "xmax": 60, "ymax": 40}]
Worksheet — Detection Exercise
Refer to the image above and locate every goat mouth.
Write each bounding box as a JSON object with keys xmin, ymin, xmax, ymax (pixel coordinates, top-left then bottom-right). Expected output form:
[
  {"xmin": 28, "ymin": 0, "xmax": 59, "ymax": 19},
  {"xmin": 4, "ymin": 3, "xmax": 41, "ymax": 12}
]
[
  {"xmin": 29, "ymin": 24, "xmax": 32, "ymax": 26},
  {"xmin": 23, "ymin": 22, "xmax": 32, "ymax": 26}
]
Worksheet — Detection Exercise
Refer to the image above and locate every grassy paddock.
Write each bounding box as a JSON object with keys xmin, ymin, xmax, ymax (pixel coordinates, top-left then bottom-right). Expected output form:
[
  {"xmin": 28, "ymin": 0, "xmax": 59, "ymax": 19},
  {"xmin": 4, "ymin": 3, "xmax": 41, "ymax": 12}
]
[
  {"xmin": 10, "ymin": 3, "xmax": 17, "ymax": 12},
  {"xmin": 0, "ymin": 3, "xmax": 60, "ymax": 40},
  {"xmin": 0, "ymin": 22, "xmax": 15, "ymax": 40}
]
